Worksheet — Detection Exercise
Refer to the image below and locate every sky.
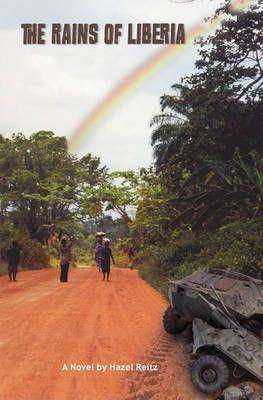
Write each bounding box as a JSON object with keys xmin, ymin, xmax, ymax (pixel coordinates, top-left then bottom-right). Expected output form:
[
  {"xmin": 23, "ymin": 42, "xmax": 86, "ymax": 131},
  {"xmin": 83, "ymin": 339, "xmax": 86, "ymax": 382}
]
[{"xmin": 0, "ymin": 0, "xmax": 223, "ymax": 171}]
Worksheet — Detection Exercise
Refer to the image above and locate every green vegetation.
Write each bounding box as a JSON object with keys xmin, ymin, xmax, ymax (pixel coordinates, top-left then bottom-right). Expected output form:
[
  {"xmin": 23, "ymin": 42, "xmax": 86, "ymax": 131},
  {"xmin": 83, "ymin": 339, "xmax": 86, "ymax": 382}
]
[
  {"xmin": 138, "ymin": 218, "xmax": 263, "ymax": 296},
  {"xmin": 0, "ymin": 1, "xmax": 262, "ymax": 287},
  {"xmin": 129, "ymin": 1, "xmax": 263, "ymax": 289},
  {"xmin": 0, "ymin": 130, "xmax": 108, "ymax": 270},
  {"xmin": 19, "ymin": 238, "xmax": 50, "ymax": 269},
  {"xmin": 0, "ymin": 262, "xmax": 8, "ymax": 277}
]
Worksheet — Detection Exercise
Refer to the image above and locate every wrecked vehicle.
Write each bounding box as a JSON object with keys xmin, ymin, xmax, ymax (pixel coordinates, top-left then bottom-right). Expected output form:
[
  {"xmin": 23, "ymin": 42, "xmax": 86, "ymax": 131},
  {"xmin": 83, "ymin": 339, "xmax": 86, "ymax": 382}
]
[
  {"xmin": 164, "ymin": 269, "xmax": 263, "ymax": 336},
  {"xmin": 218, "ymin": 384, "xmax": 263, "ymax": 400},
  {"xmin": 163, "ymin": 269, "xmax": 263, "ymax": 394}
]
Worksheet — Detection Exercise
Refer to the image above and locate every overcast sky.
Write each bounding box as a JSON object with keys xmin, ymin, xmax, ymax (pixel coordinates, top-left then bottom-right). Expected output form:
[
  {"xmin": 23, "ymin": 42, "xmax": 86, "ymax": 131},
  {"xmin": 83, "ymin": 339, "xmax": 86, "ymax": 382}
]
[{"xmin": 0, "ymin": 0, "xmax": 222, "ymax": 171}]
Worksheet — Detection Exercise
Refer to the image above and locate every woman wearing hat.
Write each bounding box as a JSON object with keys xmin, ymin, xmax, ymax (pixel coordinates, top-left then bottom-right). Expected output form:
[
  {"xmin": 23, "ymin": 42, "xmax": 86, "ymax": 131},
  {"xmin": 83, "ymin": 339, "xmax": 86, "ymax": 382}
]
[{"xmin": 101, "ymin": 238, "xmax": 115, "ymax": 281}]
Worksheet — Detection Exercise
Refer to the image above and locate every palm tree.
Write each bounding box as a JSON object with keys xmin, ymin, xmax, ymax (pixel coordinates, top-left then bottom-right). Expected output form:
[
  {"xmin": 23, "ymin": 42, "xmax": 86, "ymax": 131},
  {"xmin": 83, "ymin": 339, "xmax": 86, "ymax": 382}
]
[
  {"xmin": 150, "ymin": 84, "xmax": 189, "ymax": 170},
  {"xmin": 172, "ymin": 150, "xmax": 263, "ymax": 230}
]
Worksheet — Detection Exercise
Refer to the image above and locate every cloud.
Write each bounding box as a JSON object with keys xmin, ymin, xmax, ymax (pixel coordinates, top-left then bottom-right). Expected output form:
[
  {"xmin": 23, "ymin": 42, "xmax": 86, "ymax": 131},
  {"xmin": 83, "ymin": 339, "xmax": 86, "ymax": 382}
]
[
  {"xmin": 0, "ymin": 0, "xmax": 220, "ymax": 28},
  {"xmin": 0, "ymin": 0, "xmax": 217, "ymax": 169},
  {"xmin": 81, "ymin": 91, "xmax": 159, "ymax": 170}
]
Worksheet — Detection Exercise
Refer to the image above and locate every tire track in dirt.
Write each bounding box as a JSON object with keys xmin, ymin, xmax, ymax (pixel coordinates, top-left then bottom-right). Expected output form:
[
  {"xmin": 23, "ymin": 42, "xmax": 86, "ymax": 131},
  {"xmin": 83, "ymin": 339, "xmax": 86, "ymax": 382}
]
[
  {"xmin": 0, "ymin": 267, "xmax": 213, "ymax": 400},
  {"xmin": 124, "ymin": 328, "xmax": 212, "ymax": 400}
]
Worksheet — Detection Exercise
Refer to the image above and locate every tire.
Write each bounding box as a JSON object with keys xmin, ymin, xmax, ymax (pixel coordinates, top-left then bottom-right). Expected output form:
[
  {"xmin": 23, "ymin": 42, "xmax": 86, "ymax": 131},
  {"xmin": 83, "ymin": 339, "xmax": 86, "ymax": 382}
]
[
  {"xmin": 191, "ymin": 354, "xmax": 230, "ymax": 394},
  {"xmin": 163, "ymin": 306, "xmax": 188, "ymax": 334}
]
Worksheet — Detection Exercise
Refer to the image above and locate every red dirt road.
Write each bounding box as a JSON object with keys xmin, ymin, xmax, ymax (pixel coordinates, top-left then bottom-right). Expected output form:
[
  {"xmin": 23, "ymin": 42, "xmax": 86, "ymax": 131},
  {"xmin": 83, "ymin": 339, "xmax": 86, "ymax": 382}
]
[{"xmin": 0, "ymin": 267, "xmax": 211, "ymax": 400}]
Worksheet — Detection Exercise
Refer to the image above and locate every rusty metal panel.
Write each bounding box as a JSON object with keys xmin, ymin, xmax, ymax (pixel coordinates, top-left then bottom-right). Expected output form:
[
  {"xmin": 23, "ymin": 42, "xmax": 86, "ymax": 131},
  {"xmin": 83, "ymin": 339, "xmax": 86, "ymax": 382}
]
[
  {"xmin": 214, "ymin": 277, "xmax": 236, "ymax": 291},
  {"xmin": 186, "ymin": 271, "xmax": 212, "ymax": 285}
]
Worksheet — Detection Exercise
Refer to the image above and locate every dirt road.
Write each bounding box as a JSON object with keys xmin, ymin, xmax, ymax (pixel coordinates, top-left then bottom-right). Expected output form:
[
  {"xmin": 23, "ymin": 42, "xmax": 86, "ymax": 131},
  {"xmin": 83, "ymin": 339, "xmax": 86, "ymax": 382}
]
[{"xmin": 0, "ymin": 267, "xmax": 211, "ymax": 400}]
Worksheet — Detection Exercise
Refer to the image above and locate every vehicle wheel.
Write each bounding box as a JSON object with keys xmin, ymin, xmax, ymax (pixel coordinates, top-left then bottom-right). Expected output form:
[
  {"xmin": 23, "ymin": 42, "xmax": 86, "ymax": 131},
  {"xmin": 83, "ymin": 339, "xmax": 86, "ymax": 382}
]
[
  {"xmin": 163, "ymin": 306, "xmax": 188, "ymax": 334},
  {"xmin": 191, "ymin": 354, "xmax": 230, "ymax": 394}
]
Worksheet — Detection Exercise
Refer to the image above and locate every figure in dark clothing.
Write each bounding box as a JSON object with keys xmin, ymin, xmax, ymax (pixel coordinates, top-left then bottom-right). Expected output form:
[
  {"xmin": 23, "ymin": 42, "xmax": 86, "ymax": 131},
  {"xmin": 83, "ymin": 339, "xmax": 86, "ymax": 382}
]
[
  {"xmin": 101, "ymin": 239, "xmax": 115, "ymax": 281},
  {"xmin": 94, "ymin": 232, "xmax": 105, "ymax": 272},
  {"xmin": 59, "ymin": 238, "xmax": 72, "ymax": 282},
  {"xmin": 7, "ymin": 241, "xmax": 21, "ymax": 282},
  {"xmin": 128, "ymin": 247, "xmax": 135, "ymax": 270}
]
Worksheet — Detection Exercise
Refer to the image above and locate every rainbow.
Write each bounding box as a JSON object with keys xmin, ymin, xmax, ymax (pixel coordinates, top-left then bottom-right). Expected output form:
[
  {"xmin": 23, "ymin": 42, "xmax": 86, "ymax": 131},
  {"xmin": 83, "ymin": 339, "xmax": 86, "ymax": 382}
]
[{"xmin": 68, "ymin": 0, "xmax": 254, "ymax": 152}]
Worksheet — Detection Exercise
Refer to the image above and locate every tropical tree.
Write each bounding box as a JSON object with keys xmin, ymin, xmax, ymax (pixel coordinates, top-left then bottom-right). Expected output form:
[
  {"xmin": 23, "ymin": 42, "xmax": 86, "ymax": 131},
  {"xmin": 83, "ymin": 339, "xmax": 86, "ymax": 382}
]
[
  {"xmin": 0, "ymin": 131, "xmax": 106, "ymax": 242},
  {"xmin": 78, "ymin": 170, "xmax": 140, "ymax": 229},
  {"xmin": 172, "ymin": 150, "xmax": 263, "ymax": 230},
  {"xmin": 130, "ymin": 166, "xmax": 180, "ymax": 246},
  {"xmin": 151, "ymin": 2, "xmax": 262, "ymax": 173}
]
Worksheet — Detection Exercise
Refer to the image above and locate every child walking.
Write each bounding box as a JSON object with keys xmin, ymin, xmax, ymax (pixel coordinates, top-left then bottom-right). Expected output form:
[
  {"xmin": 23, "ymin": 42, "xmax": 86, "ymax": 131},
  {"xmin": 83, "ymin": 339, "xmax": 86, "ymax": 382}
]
[{"xmin": 101, "ymin": 238, "xmax": 115, "ymax": 281}]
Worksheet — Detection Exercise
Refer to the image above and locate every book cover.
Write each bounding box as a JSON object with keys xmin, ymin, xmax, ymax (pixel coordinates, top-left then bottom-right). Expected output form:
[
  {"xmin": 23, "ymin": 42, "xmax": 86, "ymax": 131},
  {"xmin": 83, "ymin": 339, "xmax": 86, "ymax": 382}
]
[{"xmin": 0, "ymin": 1, "xmax": 262, "ymax": 399}]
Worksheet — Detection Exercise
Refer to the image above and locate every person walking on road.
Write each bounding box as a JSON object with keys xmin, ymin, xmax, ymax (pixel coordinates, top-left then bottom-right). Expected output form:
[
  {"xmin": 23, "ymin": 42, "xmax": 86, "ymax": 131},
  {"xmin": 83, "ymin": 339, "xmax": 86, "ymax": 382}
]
[
  {"xmin": 59, "ymin": 237, "xmax": 72, "ymax": 283},
  {"xmin": 95, "ymin": 232, "xmax": 105, "ymax": 272},
  {"xmin": 128, "ymin": 247, "xmax": 135, "ymax": 270},
  {"xmin": 101, "ymin": 238, "xmax": 115, "ymax": 282},
  {"xmin": 7, "ymin": 241, "xmax": 21, "ymax": 282}
]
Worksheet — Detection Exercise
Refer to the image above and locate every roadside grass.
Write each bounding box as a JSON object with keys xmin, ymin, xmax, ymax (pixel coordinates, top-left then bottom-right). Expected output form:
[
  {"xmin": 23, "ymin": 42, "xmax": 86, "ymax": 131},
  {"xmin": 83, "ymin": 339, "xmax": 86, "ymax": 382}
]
[
  {"xmin": 77, "ymin": 260, "xmax": 94, "ymax": 268},
  {"xmin": 49, "ymin": 255, "xmax": 60, "ymax": 269},
  {"xmin": 49, "ymin": 255, "xmax": 94, "ymax": 269},
  {"xmin": 137, "ymin": 218, "xmax": 263, "ymax": 300},
  {"xmin": 114, "ymin": 253, "xmax": 129, "ymax": 268},
  {"xmin": 138, "ymin": 262, "xmax": 168, "ymax": 299},
  {"xmin": 0, "ymin": 261, "xmax": 8, "ymax": 276},
  {"xmin": 73, "ymin": 252, "xmax": 130, "ymax": 269},
  {"xmin": 75, "ymin": 252, "xmax": 129, "ymax": 269}
]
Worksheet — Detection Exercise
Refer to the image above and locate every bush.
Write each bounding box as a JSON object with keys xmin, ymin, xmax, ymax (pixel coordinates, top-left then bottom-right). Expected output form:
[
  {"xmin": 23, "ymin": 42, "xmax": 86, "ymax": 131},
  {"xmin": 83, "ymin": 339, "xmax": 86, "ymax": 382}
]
[
  {"xmin": 71, "ymin": 234, "xmax": 97, "ymax": 265},
  {"xmin": 0, "ymin": 261, "xmax": 8, "ymax": 276},
  {"xmin": 0, "ymin": 221, "xmax": 16, "ymax": 258},
  {"xmin": 137, "ymin": 229, "xmax": 203, "ymax": 280},
  {"xmin": 20, "ymin": 238, "xmax": 50, "ymax": 270},
  {"xmin": 176, "ymin": 218, "xmax": 263, "ymax": 279},
  {"xmin": 72, "ymin": 245, "xmax": 92, "ymax": 265},
  {"xmin": 44, "ymin": 245, "xmax": 59, "ymax": 258},
  {"xmin": 139, "ymin": 260, "xmax": 169, "ymax": 297},
  {"xmin": 138, "ymin": 218, "xmax": 263, "ymax": 295},
  {"xmin": 114, "ymin": 252, "xmax": 129, "ymax": 268}
]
